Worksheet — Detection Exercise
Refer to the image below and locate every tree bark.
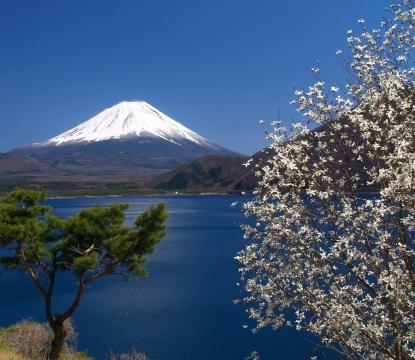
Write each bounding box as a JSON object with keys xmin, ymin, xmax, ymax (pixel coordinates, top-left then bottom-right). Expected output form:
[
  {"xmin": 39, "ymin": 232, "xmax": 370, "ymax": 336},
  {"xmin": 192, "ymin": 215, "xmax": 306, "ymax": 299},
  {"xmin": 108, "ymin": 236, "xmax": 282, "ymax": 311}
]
[
  {"xmin": 48, "ymin": 320, "xmax": 66, "ymax": 360},
  {"xmin": 47, "ymin": 277, "xmax": 85, "ymax": 359}
]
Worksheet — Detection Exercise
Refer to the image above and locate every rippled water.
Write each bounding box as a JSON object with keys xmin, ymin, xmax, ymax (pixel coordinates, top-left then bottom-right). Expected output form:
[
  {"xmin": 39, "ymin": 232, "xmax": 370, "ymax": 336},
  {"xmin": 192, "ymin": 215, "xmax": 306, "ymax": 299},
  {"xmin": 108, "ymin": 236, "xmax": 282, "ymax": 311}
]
[{"xmin": 0, "ymin": 195, "xmax": 325, "ymax": 359}]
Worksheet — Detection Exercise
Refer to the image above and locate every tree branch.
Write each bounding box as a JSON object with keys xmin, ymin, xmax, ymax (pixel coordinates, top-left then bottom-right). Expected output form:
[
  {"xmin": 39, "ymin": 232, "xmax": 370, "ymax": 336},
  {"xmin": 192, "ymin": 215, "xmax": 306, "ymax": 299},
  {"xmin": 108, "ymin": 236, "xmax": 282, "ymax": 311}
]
[
  {"xmin": 59, "ymin": 276, "xmax": 85, "ymax": 321},
  {"xmin": 18, "ymin": 248, "xmax": 48, "ymax": 299}
]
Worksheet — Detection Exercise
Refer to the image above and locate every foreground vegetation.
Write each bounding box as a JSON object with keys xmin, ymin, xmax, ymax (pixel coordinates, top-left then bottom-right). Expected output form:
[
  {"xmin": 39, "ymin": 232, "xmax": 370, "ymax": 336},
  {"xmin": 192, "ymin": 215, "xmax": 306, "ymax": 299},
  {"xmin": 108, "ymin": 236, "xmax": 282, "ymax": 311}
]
[
  {"xmin": 0, "ymin": 321, "xmax": 149, "ymax": 360},
  {"xmin": 0, "ymin": 189, "xmax": 167, "ymax": 360},
  {"xmin": 0, "ymin": 320, "xmax": 90, "ymax": 360}
]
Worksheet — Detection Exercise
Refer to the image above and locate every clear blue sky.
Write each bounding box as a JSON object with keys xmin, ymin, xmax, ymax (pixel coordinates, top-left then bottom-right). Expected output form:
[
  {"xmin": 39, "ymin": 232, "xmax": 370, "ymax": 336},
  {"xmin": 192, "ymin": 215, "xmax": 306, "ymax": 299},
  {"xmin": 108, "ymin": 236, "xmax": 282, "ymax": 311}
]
[{"xmin": 0, "ymin": 0, "xmax": 391, "ymax": 155}]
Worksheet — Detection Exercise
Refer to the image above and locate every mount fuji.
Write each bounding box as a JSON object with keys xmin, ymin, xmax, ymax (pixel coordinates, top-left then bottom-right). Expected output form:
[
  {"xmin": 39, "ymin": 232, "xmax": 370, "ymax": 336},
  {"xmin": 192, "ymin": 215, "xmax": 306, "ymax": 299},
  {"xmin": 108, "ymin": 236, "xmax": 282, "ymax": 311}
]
[
  {"xmin": 7, "ymin": 101, "xmax": 239, "ymax": 192},
  {"xmin": 37, "ymin": 101, "xmax": 219, "ymax": 149}
]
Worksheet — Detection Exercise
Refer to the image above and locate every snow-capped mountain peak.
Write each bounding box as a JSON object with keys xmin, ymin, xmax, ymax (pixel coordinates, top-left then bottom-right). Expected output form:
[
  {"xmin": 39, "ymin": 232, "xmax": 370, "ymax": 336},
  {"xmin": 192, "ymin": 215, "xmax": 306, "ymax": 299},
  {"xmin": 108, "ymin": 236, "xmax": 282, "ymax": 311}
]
[{"xmin": 42, "ymin": 101, "xmax": 217, "ymax": 148}]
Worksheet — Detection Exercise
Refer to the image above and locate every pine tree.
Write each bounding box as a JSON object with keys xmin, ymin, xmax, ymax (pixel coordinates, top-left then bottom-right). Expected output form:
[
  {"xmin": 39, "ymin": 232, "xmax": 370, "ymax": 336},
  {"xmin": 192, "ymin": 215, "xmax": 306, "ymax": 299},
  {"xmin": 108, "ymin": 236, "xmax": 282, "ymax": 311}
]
[{"xmin": 0, "ymin": 189, "xmax": 168, "ymax": 360}]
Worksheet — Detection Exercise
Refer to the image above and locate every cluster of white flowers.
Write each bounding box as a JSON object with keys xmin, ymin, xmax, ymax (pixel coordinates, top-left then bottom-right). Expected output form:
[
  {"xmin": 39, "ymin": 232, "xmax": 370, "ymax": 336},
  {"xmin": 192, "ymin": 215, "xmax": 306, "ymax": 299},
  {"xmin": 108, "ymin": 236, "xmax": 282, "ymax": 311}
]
[{"xmin": 237, "ymin": 1, "xmax": 415, "ymax": 359}]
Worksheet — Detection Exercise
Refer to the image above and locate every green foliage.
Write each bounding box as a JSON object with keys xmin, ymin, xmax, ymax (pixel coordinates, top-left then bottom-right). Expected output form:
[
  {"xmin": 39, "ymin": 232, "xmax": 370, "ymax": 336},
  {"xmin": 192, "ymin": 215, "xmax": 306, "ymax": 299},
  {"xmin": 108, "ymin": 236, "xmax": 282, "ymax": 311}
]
[
  {"xmin": 0, "ymin": 188, "xmax": 168, "ymax": 359},
  {"xmin": 73, "ymin": 253, "xmax": 99, "ymax": 276},
  {"xmin": 0, "ymin": 189, "xmax": 50, "ymax": 246},
  {"xmin": 0, "ymin": 189, "xmax": 53, "ymax": 273},
  {"xmin": 0, "ymin": 188, "xmax": 168, "ymax": 280}
]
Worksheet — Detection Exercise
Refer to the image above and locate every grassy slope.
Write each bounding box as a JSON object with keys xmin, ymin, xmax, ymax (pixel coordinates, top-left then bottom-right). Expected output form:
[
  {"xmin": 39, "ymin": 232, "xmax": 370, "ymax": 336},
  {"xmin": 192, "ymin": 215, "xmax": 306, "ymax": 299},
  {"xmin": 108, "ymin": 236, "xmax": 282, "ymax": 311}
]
[{"xmin": 0, "ymin": 342, "xmax": 28, "ymax": 360}]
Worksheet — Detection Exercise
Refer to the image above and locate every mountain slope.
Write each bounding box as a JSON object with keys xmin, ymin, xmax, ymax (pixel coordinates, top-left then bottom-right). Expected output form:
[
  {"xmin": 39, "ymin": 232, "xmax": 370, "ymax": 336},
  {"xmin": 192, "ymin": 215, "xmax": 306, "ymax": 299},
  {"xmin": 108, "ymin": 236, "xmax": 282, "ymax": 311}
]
[
  {"xmin": 0, "ymin": 153, "xmax": 59, "ymax": 192},
  {"xmin": 37, "ymin": 101, "xmax": 218, "ymax": 148},
  {"xmin": 149, "ymin": 154, "xmax": 255, "ymax": 193},
  {"xmin": 0, "ymin": 152, "xmax": 49, "ymax": 173},
  {"xmin": 2, "ymin": 101, "xmax": 241, "ymax": 194},
  {"xmin": 17, "ymin": 102, "xmax": 237, "ymax": 170}
]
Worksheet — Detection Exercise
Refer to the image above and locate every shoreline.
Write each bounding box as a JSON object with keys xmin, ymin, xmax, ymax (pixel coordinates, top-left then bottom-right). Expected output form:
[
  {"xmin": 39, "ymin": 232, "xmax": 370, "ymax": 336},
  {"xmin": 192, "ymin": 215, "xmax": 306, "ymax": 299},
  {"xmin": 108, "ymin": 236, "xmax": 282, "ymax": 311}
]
[{"xmin": 48, "ymin": 191, "xmax": 245, "ymax": 200}]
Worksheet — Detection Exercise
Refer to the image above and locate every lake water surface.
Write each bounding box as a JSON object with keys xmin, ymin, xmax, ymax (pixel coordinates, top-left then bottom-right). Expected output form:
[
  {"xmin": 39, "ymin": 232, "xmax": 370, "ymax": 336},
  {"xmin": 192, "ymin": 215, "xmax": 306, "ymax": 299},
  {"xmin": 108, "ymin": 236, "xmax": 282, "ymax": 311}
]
[{"xmin": 0, "ymin": 195, "xmax": 326, "ymax": 359}]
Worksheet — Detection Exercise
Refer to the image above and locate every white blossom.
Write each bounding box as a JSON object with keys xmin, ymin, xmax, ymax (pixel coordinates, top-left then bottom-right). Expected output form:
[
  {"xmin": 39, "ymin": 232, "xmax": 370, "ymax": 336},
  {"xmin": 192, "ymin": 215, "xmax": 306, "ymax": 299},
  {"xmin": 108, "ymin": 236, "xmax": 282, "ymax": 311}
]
[{"xmin": 237, "ymin": 1, "xmax": 415, "ymax": 358}]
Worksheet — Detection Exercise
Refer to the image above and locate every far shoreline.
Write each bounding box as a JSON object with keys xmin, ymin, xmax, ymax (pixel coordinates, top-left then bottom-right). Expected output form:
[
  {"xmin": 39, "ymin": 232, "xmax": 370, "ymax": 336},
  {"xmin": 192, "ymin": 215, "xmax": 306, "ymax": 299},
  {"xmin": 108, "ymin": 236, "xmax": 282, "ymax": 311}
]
[{"xmin": 48, "ymin": 191, "xmax": 246, "ymax": 200}]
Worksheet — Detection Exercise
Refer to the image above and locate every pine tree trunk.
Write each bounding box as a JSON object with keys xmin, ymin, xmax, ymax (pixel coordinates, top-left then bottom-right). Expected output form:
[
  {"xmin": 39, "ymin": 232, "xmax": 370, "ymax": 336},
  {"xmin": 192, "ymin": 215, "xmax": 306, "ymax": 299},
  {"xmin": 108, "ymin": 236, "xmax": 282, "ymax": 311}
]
[{"xmin": 48, "ymin": 321, "xmax": 66, "ymax": 360}]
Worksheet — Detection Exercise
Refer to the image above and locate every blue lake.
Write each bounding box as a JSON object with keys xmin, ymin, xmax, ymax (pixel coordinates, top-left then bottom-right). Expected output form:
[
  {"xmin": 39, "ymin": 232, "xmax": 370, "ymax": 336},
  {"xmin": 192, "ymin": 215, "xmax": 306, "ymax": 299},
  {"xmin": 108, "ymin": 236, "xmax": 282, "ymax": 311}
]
[{"xmin": 0, "ymin": 195, "xmax": 327, "ymax": 359}]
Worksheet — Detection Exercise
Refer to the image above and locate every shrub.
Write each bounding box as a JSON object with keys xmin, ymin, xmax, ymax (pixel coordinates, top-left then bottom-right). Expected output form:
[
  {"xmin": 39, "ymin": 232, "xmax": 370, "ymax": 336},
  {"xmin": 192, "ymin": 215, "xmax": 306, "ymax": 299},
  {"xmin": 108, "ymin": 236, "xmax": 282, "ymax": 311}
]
[
  {"xmin": 109, "ymin": 348, "xmax": 149, "ymax": 360},
  {"xmin": 2, "ymin": 319, "xmax": 78, "ymax": 360}
]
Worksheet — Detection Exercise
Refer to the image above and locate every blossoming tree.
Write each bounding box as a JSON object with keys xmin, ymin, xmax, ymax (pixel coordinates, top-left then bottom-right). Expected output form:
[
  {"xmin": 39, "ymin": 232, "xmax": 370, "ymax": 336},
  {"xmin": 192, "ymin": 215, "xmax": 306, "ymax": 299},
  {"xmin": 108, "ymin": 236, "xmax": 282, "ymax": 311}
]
[{"xmin": 237, "ymin": 1, "xmax": 415, "ymax": 358}]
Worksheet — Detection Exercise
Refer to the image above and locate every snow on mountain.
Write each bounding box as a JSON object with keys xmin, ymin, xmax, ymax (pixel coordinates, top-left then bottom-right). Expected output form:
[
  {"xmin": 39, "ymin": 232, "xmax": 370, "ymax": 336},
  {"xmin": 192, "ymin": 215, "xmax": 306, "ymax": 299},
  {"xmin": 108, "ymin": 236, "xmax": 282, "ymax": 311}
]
[{"xmin": 41, "ymin": 101, "xmax": 217, "ymax": 149}]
